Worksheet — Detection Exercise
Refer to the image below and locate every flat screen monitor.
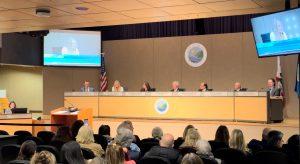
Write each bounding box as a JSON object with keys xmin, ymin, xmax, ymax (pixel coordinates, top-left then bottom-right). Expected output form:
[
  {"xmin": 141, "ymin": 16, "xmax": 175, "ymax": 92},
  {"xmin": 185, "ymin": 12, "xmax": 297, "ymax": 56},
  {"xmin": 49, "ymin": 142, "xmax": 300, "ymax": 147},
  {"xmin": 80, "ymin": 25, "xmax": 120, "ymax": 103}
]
[
  {"xmin": 11, "ymin": 108, "xmax": 27, "ymax": 114},
  {"xmin": 251, "ymin": 8, "xmax": 300, "ymax": 57},
  {"xmin": 44, "ymin": 30, "xmax": 101, "ymax": 67}
]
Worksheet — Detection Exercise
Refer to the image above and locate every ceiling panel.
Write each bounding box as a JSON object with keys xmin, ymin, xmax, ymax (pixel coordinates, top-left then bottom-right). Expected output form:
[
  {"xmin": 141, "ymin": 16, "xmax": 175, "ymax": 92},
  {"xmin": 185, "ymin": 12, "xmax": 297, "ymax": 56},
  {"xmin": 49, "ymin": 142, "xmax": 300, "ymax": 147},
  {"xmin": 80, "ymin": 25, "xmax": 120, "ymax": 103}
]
[
  {"xmin": 203, "ymin": 0, "xmax": 260, "ymax": 11},
  {"xmin": 138, "ymin": 0, "xmax": 196, "ymax": 7},
  {"xmin": 194, "ymin": 0, "xmax": 234, "ymax": 3},
  {"xmin": 121, "ymin": 8, "xmax": 169, "ymax": 18},
  {"xmin": 252, "ymin": 0, "xmax": 285, "ymax": 7},
  {"xmin": 53, "ymin": 3, "xmax": 110, "ymax": 15},
  {"xmin": 81, "ymin": 12, "xmax": 131, "ymax": 21},
  {"xmin": 92, "ymin": 0, "xmax": 151, "ymax": 11},
  {"xmin": 161, "ymin": 4, "xmax": 212, "ymax": 15},
  {"xmin": 17, "ymin": 7, "xmax": 73, "ymax": 17}
]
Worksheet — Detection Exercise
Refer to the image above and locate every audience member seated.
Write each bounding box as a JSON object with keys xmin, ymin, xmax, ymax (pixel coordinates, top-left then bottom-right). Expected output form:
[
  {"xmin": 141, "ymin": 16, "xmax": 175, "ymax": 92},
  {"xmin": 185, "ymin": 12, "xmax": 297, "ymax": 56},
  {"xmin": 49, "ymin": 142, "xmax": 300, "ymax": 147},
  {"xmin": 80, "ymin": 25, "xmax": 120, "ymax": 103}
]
[
  {"xmin": 71, "ymin": 120, "xmax": 84, "ymax": 140},
  {"xmin": 174, "ymin": 125, "xmax": 195, "ymax": 149},
  {"xmin": 17, "ymin": 140, "xmax": 37, "ymax": 161},
  {"xmin": 181, "ymin": 153, "xmax": 203, "ymax": 164},
  {"xmin": 209, "ymin": 125, "xmax": 229, "ymax": 154},
  {"xmin": 140, "ymin": 127, "xmax": 163, "ymax": 156},
  {"xmin": 171, "ymin": 81, "xmax": 185, "ymax": 92},
  {"xmin": 37, "ymin": 131, "xmax": 55, "ymax": 145},
  {"xmin": 117, "ymin": 120, "xmax": 141, "ymax": 147},
  {"xmin": 106, "ymin": 143, "xmax": 136, "ymax": 164},
  {"xmin": 195, "ymin": 140, "xmax": 221, "ymax": 164},
  {"xmin": 140, "ymin": 81, "xmax": 155, "ymax": 92},
  {"xmin": 30, "ymin": 150, "xmax": 56, "ymax": 164},
  {"xmin": 96, "ymin": 124, "xmax": 112, "ymax": 150},
  {"xmin": 248, "ymin": 127, "xmax": 271, "ymax": 154},
  {"xmin": 229, "ymin": 129, "xmax": 249, "ymax": 155},
  {"xmin": 115, "ymin": 127, "xmax": 140, "ymax": 160},
  {"xmin": 61, "ymin": 141, "xmax": 86, "ymax": 164},
  {"xmin": 179, "ymin": 128, "xmax": 200, "ymax": 156},
  {"xmin": 51, "ymin": 126, "xmax": 72, "ymax": 143},
  {"xmin": 76, "ymin": 125, "xmax": 105, "ymax": 157},
  {"xmin": 284, "ymin": 134, "xmax": 300, "ymax": 164},
  {"xmin": 112, "ymin": 80, "xmax": 124, "ymax": 92},
  {"xmin": 143, "ymin": 133, "xmax": 182, "ymax": 164},
  {"xmin": 265, "ymin": 130, "xmax": 286, "ymax": 153}
]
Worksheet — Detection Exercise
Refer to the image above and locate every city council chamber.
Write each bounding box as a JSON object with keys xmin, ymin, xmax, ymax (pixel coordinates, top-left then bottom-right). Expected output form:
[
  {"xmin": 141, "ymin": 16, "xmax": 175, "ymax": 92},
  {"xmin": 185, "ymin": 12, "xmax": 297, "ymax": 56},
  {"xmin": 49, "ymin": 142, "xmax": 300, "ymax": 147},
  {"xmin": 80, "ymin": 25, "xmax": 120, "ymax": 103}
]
[{"xmin": 0, "ymin": 0, "xmax": 299, "ymax": 164}]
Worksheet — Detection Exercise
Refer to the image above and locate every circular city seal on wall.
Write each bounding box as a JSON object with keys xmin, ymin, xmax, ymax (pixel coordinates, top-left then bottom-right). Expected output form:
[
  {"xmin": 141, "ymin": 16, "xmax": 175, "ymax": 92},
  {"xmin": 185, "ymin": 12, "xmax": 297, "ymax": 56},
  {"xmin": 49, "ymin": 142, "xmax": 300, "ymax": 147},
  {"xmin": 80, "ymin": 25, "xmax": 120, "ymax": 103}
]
[
  {"xmin": 154, "ymin": 98, "xmax": 169, "ymax": 114},
  {"xmin": 185, "ymin": 43, "xmax": 207, "ymax": 67}
]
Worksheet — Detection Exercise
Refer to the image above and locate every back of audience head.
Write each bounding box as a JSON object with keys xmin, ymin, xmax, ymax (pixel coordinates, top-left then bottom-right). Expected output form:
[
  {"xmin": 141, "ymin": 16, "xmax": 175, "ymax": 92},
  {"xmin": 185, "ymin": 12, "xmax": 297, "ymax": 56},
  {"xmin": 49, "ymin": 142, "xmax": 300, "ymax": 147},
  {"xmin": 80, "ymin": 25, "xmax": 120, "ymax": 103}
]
[
  {"xmin": 152, "ymin": 127, "xmax": 163, "ymax": 140},
  {"xmin": 183, "ymin": 125, "xmax": 195, "ymax": 139},
  {"xmin": 106, "ymin": 143, "xmax": 125, "ymax": 164},
  {"xmin": 262, "ymin": 127, "xmax": 271, "ymax": 141},
  {"xmin": 99, "ymin": 124, "xmax": 111, "ymax": 136},
  {"xmin": 30, "ymin": 151, "xmax": 56, "ymax": 164},
  {"xmin": 71, "ymin": 120, "xmax": 84, "ymax": 139},
  {"xmin": 215, "ymin": 125, "xmax": 230, "ymax": 145},
  {"xmin": 17, "ymin": 140, "xmax": 37, "ymax": 160},
  {"xmin": 117, "ymin": 120, "xmax": 134, "ymax": 132},
  {"xmin": 195, "ymin": 140, "xmax": 213, "ymax": 156},
  {"xmin": 76, "ymin": 125, "xmax": 95, "ymax": 144},
  {"xmin": 182, "ymin": 128, "xmax": 201, "ymax": 147},
  {"xmin": 54, "ymin": 126, "xmax": 72, "ymax": 142},
  {"xmin": 267, "ymin": 130, "xmax": 284, "ymax": 148},
  {"xmin": 181, "ymin": 153, "xmax": 204, "ymax": 164},
  {"xmin": 160, "ymin": 133, "xmax": 174, "ymax": 148},
  {"xmin": 61, "ymin": 141, "xmax": 85, "ymax": 164},
  {"xmin": 115, "ymin": 128, "xmax": 134, "ymax": 148},
  {"xmin": 229, "ymin": 129, "xmax": 246, "ymax": 152},
  {"xmin": 287, "ymin": 134, "xmax": 300, "ymax": 146}
]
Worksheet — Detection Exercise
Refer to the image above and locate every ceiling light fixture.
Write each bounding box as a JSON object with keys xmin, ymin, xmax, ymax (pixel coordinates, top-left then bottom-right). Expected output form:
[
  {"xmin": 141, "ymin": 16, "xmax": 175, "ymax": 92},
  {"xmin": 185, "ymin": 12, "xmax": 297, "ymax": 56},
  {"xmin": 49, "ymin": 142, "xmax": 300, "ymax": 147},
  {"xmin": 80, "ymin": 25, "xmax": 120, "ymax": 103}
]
[
  {"xmin": 35, "ymin": 7, "xmax": 51, "ymax": 17},
  {"xmin": 75, "ymin": 6, "xmax": 89, "ymax": 11}
]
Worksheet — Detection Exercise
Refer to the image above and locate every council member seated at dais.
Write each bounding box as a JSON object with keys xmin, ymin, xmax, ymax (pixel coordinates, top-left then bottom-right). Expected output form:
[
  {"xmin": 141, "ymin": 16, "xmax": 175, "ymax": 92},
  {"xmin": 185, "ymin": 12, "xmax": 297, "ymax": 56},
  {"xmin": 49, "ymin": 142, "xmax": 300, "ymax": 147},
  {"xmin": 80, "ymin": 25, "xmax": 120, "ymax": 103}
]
[
  {"xmin": 112, "ymin": 80, "xmax": 124, "ymax": 92},
  {"xmin": 171, "ymin": 81, "xmax": 185, "ymax": 92},
  {"xmin": 3, "ymin": 101, "xmax": 17, "ymax": 114},
  {"xmin": 140, "ymin": 81, "xmax": 155, "ymax": 92},
  {"xmin": 80, "ymin": 80, "xmax": 95, "ymax": 92},
  {"xmin": 234, "ymin": 82, "xmax": 247, "ymax": 92}
]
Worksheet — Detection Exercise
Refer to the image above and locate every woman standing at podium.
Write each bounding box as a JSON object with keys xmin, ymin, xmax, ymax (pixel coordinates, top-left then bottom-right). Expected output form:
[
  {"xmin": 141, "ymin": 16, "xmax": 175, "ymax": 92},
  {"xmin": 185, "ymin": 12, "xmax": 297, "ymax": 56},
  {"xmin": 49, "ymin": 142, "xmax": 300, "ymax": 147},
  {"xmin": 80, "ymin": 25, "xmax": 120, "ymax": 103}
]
[{"xmin": 112, "ymin": 80, "xmax": 124, "ymax": 92}]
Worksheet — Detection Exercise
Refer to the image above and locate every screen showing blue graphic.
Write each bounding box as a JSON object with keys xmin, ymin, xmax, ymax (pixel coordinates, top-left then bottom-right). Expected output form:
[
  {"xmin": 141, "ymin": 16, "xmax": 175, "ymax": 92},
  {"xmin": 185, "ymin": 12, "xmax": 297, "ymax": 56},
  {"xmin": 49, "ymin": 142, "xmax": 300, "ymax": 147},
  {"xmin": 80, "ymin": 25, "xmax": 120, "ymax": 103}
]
[
  {"xmin": 44, "ymin": 30, "xmax": 101, "ymax": 67},
  {"xmin": 251, "ymin": 8, "xmax": 300, "ymax": 57}
]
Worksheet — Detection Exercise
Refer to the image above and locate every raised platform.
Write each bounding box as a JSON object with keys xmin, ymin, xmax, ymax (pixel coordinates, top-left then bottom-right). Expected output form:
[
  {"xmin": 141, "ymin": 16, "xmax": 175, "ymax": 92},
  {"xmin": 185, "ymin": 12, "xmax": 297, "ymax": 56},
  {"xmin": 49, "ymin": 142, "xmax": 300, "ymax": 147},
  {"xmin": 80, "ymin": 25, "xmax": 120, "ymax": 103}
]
[{"xmin": 93, "ymin": 118, "xmax": 299, "ymax": 143}]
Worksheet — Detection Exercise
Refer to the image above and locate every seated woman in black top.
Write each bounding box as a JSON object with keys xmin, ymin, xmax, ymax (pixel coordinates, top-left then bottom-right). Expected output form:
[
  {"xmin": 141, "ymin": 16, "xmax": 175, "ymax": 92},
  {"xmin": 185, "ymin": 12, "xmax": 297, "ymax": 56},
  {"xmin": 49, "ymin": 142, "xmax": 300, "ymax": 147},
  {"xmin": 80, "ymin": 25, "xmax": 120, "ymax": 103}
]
[{"xmin": 140, "ymin": 82, "xmax": 154, "ymax": 92}]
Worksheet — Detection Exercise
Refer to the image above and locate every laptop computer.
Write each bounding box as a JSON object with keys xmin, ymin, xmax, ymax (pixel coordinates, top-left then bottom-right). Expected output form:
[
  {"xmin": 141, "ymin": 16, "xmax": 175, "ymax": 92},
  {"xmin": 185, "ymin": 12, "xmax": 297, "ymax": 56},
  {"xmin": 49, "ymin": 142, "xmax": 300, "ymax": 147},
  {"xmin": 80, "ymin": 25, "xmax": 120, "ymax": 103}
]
[{"xmin": 11, "ymin": 108, "xmax": 27, "ymax": 114}]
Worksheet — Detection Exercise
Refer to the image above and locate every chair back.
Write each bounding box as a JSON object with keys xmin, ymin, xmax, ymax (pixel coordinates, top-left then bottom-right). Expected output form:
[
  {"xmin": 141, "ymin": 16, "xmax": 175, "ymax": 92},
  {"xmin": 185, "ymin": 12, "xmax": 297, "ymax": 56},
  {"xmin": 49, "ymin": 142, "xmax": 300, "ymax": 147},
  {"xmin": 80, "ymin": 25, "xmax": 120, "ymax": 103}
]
[
  {"xmin": 24, "ymin": 136, "xmax": 43, "ymax": 145},
  {"xmin": 14, "ymin": 131, "xmax": 32, "ymax": 145},
  {"xmin": 178, "ymin": 146, "xmax": 197, "ymax": 156},
  {"xmin": 140, "ymin": 138, "xmax": 159, "ymax": 157},
  {"xmin": 81, "ymin": 147, "xmax": 95, "ymax": 160},
  {"xmin": 138, "ymin": 156, "xmax": 171, "ymax": 164},
  {"xmin": 7, "ymin": 160, "xmax": 30, "ymax": 164},
  {"xmin": 200, "ymin": 157, "xmax": 218, "ymax": 164},
  {"xmin": 208, "ymin": 141, "xmax": 229, "ymax": 154},
  {"xmin": 214, "ymin": 148, "xmax": 247, "ymax": 164},
  {"xmin": 0, "ymin": 144, "xmax": 21, "ymax": 164},
  {"xmin": 0, "ymin": 130, "xmax": 9, "ymax": 135},
  {"xmin": 37, "ymin": 131, "xmax": 55, "ymax": 145},
  {"xmin": 49, "ymin": 140, "xmax": 65, "ymax": 152},
  {"xmin": 253, "ymin": 150, "xmax": 289, "ymax": 164}
]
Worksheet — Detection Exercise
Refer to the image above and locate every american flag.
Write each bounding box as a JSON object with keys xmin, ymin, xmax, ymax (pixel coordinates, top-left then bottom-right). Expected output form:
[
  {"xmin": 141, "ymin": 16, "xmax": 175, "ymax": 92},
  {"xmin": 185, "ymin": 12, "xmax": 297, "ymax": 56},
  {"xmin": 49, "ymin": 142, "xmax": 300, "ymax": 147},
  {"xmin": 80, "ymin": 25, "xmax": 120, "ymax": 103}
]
[{"xmin": 100, "ymin": 54, "xmax": 108, "ymax": 91}]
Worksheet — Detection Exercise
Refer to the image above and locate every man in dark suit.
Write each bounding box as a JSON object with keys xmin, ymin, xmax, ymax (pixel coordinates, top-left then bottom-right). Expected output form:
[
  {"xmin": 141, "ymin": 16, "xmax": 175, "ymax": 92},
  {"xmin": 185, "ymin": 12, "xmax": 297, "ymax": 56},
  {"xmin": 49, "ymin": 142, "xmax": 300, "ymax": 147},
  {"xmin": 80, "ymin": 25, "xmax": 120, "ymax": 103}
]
[
  {"xmin": 143, "ymin": 133, "xmax": 182, "ymax": 164},
  {"xmin": 234, "ymin": 82, "xmax": 247, "ymax": 92},
  {"xmin": 170, "ymin": 81, "xmax": 184, "ymax": 92},
  {"xmin": 80, "ymin": 80, "xmax": 95, "ymax": 92},
  {"xmin": 267, "ymin": 78, "xmax": 281, "ymax": 96}
]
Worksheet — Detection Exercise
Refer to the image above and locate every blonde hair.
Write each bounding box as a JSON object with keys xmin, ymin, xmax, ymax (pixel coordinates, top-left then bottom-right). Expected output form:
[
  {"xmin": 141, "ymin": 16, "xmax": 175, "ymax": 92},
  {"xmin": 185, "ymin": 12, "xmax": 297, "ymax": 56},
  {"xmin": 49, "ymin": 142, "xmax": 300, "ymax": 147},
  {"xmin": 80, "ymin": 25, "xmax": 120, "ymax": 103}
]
[
  {"xmin": 229, "ymin": 129, "xmax": 246, "ymax": 152},
  {"xmin": 105, "ymin": 143, "xmax": 125, "ymax": 164},
  {"xmin": 76, "ymin": 125, "xmax": 95, "ymax": 144},
  {"xmin": 30, "ymin": 151, "xmax": 56, "ymax": 164},
  {"xmin": 181, "ymin": 128, "xmax": 201, "ymax": 147}
]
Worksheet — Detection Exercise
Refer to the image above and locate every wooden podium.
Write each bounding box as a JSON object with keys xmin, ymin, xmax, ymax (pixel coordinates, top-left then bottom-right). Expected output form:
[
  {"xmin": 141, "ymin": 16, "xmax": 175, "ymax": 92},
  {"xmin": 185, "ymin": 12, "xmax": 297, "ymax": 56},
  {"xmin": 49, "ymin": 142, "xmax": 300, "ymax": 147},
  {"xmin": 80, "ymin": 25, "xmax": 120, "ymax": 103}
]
[{"xmin": 50, "ymin": 107, "xmax": 93, "ymax": 132}]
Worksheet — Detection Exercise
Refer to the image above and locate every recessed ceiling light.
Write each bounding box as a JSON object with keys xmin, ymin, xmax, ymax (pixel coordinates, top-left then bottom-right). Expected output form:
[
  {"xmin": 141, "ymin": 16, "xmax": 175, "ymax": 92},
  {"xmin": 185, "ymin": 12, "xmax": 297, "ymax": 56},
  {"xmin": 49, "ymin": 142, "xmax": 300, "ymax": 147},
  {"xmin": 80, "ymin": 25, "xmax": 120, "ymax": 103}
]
[
  {"xmin": 35, "ymin": 7, "xmax": 51, "ymax": 17},
  {"xmin": 75, "ymin": 6, "xmax": 89, "ymax": 11}
]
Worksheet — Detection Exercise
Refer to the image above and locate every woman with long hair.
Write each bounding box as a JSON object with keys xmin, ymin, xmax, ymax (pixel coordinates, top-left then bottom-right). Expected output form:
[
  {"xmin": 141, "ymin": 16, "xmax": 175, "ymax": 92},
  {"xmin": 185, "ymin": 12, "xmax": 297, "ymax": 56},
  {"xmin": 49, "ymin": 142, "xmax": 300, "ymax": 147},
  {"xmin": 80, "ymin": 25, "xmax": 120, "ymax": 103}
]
[
  {"xmin": 17, "ymin": 140, "xmax": 37, "ymax": 160},
  {"xmin": 180, "ymin": 128, "xmax": 201, "ymax": 148},
  {"xmin": 229, "ymin": 129, "xmax": 247, "ymax": 153},
  {"xmin": 106, "ymin": 143, "xmax": 135, "ymax": 164},
  {"xmin": 61, "ymin": 141, "xmax": 85, "ymax": 164}
]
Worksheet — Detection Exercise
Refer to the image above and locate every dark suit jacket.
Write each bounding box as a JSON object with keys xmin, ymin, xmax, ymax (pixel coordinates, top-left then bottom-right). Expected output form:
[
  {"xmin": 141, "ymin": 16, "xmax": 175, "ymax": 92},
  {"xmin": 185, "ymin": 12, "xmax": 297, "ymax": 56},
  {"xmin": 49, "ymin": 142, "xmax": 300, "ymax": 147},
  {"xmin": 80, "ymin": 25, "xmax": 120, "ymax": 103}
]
[
  {"xmin": 234, "ymin": 88, "xmax": 247, "ymax": 92},
  {"xmin": 170, "ymin": 88, "xmax": 185, "ymax": 92},
  {"xmin": 268, "ymin": 87, "xmax": 281, "ymax": 96},
  {"xmin": 144, "ymin": 146, "xmax": 182, "ymax": 164}
]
